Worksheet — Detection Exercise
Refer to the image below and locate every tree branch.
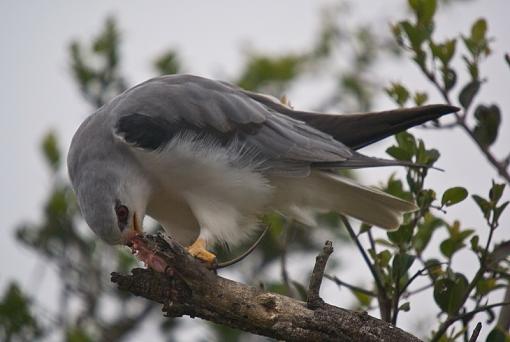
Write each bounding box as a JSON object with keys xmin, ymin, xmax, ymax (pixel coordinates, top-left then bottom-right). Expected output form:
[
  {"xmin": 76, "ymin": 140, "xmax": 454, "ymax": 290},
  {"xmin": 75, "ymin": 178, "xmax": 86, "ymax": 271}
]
[
  {"xmin": 111, "ymin": 234, "xmax": 421, "ymax": 342},
  {"xmin": 306, "ymin": 241, "xmax": 333, "ymax": 309}
]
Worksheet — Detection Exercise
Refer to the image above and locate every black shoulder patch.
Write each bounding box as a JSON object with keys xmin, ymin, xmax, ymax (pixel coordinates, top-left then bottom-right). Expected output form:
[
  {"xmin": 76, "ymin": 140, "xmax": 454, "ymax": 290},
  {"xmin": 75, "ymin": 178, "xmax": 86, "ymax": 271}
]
[{"xmin": 115, "ymin": 114, "xmax": 178, "ymax": 150}]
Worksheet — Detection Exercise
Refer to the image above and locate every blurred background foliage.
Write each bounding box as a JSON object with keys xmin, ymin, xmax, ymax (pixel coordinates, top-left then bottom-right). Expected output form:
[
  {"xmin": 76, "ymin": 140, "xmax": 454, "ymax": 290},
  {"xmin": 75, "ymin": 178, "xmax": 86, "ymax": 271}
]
[{"xmin": 1, "ymin": 0, "xmax": 509, "ymax": 341}]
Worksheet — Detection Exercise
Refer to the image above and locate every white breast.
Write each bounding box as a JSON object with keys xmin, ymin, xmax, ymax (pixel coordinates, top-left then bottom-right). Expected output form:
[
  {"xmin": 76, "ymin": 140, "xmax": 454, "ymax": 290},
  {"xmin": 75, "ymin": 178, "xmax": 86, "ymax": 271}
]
[{"xmin": 137, "ymin": 135, "xmax": 274, "ymax": 246}]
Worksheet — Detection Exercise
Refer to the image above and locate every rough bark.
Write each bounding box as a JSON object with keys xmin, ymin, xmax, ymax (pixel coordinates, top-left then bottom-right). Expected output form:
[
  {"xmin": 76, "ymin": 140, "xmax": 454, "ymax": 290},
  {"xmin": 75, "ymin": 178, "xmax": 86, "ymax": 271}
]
[{"xmin": 111, "ymin": 234, "xmax": 422, "ymax": 342}]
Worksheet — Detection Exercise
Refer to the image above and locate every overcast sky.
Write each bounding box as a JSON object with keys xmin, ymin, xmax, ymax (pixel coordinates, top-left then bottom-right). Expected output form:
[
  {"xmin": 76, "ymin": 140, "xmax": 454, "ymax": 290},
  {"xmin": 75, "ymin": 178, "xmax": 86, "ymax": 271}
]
[{"xmin": 1, "ymin": 0, "xmax": 509, "ymax": 340}]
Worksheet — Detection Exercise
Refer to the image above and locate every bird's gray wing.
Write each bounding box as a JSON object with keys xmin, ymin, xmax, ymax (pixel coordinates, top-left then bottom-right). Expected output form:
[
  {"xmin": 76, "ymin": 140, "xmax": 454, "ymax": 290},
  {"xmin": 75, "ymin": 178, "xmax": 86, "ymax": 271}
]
[
  {"xmin": 240, "ymin": 89, "xmax": 458, "ymax": 150},
  {"xmin": 110, "ymin": 74, "xmax": 415, "ymax": 176}
]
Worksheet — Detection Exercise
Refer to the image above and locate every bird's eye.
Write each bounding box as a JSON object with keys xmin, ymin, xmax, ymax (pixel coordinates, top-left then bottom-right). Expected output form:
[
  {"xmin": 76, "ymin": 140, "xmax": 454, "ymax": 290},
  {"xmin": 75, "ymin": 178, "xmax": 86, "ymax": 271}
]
[{"xmin": 115, "ymin": 205, "xmax": 129, "ymax": 225}]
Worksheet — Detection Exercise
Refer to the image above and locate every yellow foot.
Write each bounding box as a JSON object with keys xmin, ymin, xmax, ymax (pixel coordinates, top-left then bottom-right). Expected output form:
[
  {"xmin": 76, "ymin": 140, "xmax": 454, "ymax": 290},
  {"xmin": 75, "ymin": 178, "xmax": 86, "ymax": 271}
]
[{"xmin": 186, "ymin": 238, "xmax": 217, "ymax": 264}]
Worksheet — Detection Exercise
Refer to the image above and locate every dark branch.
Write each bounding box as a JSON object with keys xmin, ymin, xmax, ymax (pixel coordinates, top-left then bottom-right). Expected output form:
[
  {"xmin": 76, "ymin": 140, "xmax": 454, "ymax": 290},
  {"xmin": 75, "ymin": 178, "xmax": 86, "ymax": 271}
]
[
  {"xmin": 325, "ymin": 274, "xmax": 376, "ymax": 297},
  {"xmin": 306, "ymin": 241, "xmax": 333, "ymax": 309},
  {"xmin": 111, "ymin": 234, "xmax": 421, "ymax": 342},
  {"xmin": 468, "ymin": 322, "xmax": 482, "ymax": 342}
]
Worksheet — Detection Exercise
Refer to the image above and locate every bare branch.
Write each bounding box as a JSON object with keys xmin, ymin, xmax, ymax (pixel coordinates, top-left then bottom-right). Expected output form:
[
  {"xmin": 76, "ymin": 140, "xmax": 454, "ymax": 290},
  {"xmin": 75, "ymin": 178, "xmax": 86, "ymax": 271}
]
[
  {"xmin": 432, "ymin": 302, "xmax": 510, "ymax": 342},
  {"xmin": 325, "ymin": 274, "xmax": 376, "ymax": 297},
  {"xmin": 468, "ymin": 322, "xmax": 482, "ymax": 342},
  {"xmin": 306, "ymin": 241, "xmax": 333, "ymax": 309},
  {"xmin": 111, "ymin": 234, "xmax": 421, "ymax": 342},
  {"xmin": 340, "ymin": 216, "xmax": 392, "ymax": 322}
]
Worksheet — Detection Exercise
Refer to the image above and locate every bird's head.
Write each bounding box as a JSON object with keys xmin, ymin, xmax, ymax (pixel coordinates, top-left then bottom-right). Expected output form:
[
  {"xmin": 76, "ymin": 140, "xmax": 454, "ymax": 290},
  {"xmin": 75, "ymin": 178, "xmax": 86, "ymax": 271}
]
[{"xmin": 71, "ymin": 164, "xmax": 150, "ymax": 245}]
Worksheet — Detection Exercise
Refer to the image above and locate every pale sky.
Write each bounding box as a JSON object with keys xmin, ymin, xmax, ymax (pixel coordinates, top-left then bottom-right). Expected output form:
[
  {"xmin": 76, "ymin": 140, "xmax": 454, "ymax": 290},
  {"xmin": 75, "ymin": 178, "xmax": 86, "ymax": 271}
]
[{"xmin": 1, "ymin": 0, "xmax": 509, "ymax": 340}]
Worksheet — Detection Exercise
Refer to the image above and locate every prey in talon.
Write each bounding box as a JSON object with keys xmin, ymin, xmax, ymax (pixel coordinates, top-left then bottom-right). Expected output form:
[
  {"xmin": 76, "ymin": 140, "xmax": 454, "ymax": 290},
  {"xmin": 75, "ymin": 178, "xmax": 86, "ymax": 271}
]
[
  {"xmin": 67, "ymin": 74, "xmax": 458, "ymax": 269},
  {"xmin": 128, "ymin": 236, "xmax": 173, "ymax": 274}
]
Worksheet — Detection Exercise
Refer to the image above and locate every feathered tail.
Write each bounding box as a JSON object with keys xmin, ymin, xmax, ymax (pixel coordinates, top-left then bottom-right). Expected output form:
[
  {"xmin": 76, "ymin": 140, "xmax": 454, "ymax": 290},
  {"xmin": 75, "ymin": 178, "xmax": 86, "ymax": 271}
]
[{"xmin": 272, "ymin": 171, "xmax": 416, "ymax": 230}]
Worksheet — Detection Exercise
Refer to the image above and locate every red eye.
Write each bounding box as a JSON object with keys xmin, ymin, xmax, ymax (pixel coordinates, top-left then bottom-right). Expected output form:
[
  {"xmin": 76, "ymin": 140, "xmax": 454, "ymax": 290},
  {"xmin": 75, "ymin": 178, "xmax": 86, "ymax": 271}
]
[{"xmin": 115, "ymin": 205, "xmax": 129, "ymax": 224}]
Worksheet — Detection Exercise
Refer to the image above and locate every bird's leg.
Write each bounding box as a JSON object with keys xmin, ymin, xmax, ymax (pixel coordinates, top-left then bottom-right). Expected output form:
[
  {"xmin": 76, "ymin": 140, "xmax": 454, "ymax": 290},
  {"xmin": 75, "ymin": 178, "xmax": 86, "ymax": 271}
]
[{"xmin": 186, "ymin": 238, "xmax": 216, "ymax": 264}]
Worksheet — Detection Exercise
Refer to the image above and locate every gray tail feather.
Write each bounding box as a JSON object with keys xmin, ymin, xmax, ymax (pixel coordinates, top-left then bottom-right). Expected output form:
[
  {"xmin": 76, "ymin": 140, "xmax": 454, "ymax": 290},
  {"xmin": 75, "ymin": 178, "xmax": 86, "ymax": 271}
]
[
  {"xmin": 289, "ymin": 104, "xmax": 459, "ymax": 150},
  {"xmin": 312, "ymin": 151, "xmax": 443, "ymax": 171}
]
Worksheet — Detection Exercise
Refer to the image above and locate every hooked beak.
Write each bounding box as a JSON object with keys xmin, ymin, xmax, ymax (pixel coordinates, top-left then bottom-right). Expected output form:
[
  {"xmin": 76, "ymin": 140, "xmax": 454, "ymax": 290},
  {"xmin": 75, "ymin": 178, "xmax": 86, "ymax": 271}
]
[{"xmin": 121, "ymin": 212, "xmax": 143, "ymax": 245}]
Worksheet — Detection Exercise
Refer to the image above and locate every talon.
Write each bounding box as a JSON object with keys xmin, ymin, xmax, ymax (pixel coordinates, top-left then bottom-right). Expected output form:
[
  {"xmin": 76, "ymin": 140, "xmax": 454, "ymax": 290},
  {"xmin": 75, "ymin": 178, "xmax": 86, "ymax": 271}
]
[{"xmin": 186, "ymin": 238, "xmax": 217, "ymax": 264}]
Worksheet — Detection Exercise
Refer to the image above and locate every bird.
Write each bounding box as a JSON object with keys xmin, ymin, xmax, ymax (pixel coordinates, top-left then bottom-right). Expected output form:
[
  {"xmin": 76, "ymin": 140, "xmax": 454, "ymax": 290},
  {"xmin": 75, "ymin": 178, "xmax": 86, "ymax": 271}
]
[{"xmin": 67, "ymin": 74, "xmax": 458, "ymax": 264}]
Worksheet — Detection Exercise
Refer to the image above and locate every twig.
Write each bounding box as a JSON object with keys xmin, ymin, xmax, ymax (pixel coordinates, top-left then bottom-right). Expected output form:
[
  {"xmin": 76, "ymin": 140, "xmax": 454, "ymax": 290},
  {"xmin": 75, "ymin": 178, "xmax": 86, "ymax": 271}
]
[
  {"xmin": 401, "ymin": 283, "xmax": 434, "ymax": 299},
  {"xmin": 340, "ymin": 216, "xmax": 391, "ymax": 322},
  {"xmin": 340, "ymin": 216, "xmax": 385, "ymax": 295},
  {"xmin": 307, "ymin": 241, "xmax": 334, "ymax": 309},
  {"xmin": 325, "ymin": 274, "xmax": 376, "ymax": 297},
  {"xmin": 392, "ymin": 267, "xmax": 401, "ymax": 325},
  {"xmin": 431, "ymin": 302, "xmax": 510, "ymax": 342},
  {"xmin": 280, "ymin": 221, "xmax": 292, "ymax": 296},
  {"xmin": 432, "ymin": 220, "xmax": 499, "ymax": 341},
  {"xmin": 497, "ymin": 282, "xmax": 510, "ymax": 330},
  {"xmin": 468, "ymin": 322, "xmax": 482, "ymax": 342},
  {"xmin": 399, "ymin": 262, "xmax": 448, "ymax": 297}
]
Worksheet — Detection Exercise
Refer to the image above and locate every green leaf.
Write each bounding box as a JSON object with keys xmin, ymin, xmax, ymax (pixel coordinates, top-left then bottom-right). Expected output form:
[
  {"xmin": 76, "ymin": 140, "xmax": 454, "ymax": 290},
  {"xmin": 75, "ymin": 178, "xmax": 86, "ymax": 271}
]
[
  {"xmin": 409, "ymin": 0, "xmax": 437, "ymax": 26},
  {"xmin": 400, "ymin": 21, "xmax": 426, "ymax": 51},
  {"xmin": 441, "ymin": 187, "xmax": 468, "ymax": 207},
  {"xmin": 425, "ymin": 259, "xmax": 444, "ymax": 279},
  {"xmin": 489, "ymin": 181, "xmax": 505, "ymax": 203},
  {"xmin": 494, "ymin": 201, "xmax": 509, "ymax": 223},
  {"xmin": 66, "ymin": 327, "xmax": 93, "ymax": 342},
  {"xmin": 399, "ymin": 302, "xmax": 411, "ymax": 312},
  {"xmin": 440, "ymin": 238, "xmax": 461, "ymax": 259},
  {"xmin": 41, "ymin": 131, "xmax": 60, "ymax": 171},
  {"xmin": 433, "ymin": 273, "xmax": 469, "ymax": 315},
  {"xmin": 475, "ymin": 277, "xmax": 498, "ymax": 296},
  {"xmin": 430, "ymin": 40, "xmax": 456, "ymax": 65},
  {"xmin": 377, "ymin": 250, "xmax": 393, "ymax": 268},
  {"xmin": 472, "ymin": 194, "xmax": 492, "ymax": 219},
  {"xmin": 440, "ymin": 227, "xmax": 474, "ymax": 259},
  {"xmin": 92, "ymin": 17, "xmax": 119, "ymax": 68},
  {"xmin": 458, "ymin": 80, "xmax": 480, "ymax": 110},
  {"xmin": 392, "ymin": 253, "xmax": 415, "ymax": 281},
  {"xmin": 352, "ymin": 289, "xmax": 373, "ymax": 307},
  {"xmin": 384, "ymin": 175, "xmax": 413, "ymax": 202},
  {"xmin": 413, "ymin": 91, "xmax": 428, "ymax": 106},
  {"xmin": 471, "ymin": 18, "xmax": 487, "ymax": 43},
  {"xmin": 0, "ymin": 283, "xmax": 43, "ymax": 339},
  {"xmin": 473, "ymin": 105, "xmax": 501, "ymax": 146},
  {"xmin": 237, "ymin": 54, "xmax": 304, "ymax": 92},
  {"xmin": 388, "ymin": 223, "xmax": 414, "ymax": 246},
  {"xmin": 441, "ymin": 67, "xmax": 456, "ymax": 91},
  {"xmin": 396, "ymin": 131, "xmax": 417, "ymax": 155},
  {"xmin": 154, "ymin": 51, "xmax": 181, "ymax": 75},
  {"xmin": 424, "ymin": 148, "xmax": 440, "ymax": 166},
  {"xmin": 413, "ymin": 214, "xmax": 444, "ymax": 254},
  {"xmin": 386, "ymin": 146, "xmax": 413, "ymax": 161},
  {"xmin": 417, "ymin": 189, "xmax": 436, "ymax": 208},
  {"xmin": 463, "ymin": 18, "xmax": 490, "ymax": 59},
  {"xmin": 486, "ymin": 327, "xmax": 508, "ymax": 342},
  {"xmin": 386, "ymin": 82, "xmax": 410, "ymax": 107},
  {"xmin": 487, "ymin": 241, "xmax": 510, "ymax": 268},
  {"xmin": 470, "ymin": 235, "xmax": 480, "ymax": 252}
]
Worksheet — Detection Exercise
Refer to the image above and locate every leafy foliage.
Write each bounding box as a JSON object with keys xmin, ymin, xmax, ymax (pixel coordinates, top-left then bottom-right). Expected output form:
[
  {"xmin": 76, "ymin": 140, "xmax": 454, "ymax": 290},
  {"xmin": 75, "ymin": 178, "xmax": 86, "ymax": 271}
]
[
  {"xmin": 0, "ymin": 283, "xmax": 44, "ymax": 342},
  {"xmin": 386, "ymin": 0, "xmax": 510, "ymax": 340}
]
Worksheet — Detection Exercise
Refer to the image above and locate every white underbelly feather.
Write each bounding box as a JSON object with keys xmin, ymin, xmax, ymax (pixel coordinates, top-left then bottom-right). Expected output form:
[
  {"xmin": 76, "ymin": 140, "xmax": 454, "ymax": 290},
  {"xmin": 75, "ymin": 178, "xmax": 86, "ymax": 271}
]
[{"xmin": 138, "ymin": 136, "xmax": 274, "ymax": 246}]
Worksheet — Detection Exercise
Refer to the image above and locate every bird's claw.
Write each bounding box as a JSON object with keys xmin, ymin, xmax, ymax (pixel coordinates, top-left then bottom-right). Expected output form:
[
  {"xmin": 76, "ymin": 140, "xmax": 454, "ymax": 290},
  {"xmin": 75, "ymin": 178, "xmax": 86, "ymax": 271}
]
[{"xmin": 186, "ymin": 238, "xmax": 217, "ymax": 264}]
